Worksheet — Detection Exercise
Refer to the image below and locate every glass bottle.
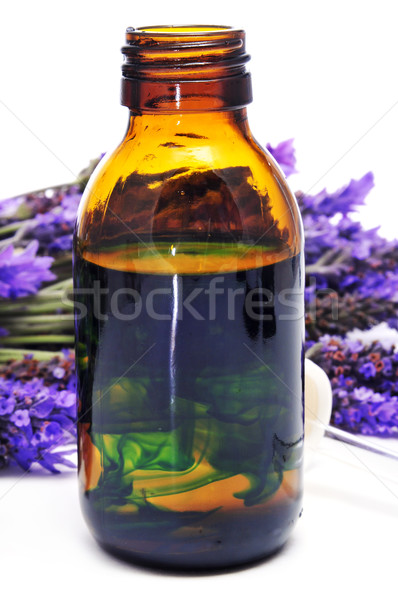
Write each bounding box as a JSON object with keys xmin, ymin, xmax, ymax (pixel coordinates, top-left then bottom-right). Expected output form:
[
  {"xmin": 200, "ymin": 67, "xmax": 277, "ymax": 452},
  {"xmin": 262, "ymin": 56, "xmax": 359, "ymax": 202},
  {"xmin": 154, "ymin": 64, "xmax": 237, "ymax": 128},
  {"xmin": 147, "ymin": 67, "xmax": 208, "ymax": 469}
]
[{"xmin": 74, "ymin": 25, "xmax": 304, "ymax": 570}]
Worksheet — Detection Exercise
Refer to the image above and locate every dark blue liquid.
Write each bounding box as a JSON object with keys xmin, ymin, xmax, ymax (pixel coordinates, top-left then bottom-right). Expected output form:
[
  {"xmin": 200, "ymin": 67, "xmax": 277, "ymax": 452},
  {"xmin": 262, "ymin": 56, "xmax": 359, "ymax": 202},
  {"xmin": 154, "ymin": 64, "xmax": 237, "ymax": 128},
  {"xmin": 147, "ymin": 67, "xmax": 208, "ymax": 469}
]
[{"xmin": 74, "ymin": 251, "xmax": 304, "ymax": 569}]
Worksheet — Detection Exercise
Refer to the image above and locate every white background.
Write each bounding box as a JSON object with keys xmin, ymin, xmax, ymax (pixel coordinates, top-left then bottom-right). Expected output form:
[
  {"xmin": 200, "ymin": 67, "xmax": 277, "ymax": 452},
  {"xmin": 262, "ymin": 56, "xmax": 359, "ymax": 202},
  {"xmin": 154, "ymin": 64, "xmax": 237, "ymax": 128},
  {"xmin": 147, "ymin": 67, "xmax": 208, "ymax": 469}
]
[
  {"xmin": 1, "ymin": 0, "xmax": 398, "ymax": 238},
  {"xmin": 1, "ymin": 1, "xmax": 398, "ymax": 598}
]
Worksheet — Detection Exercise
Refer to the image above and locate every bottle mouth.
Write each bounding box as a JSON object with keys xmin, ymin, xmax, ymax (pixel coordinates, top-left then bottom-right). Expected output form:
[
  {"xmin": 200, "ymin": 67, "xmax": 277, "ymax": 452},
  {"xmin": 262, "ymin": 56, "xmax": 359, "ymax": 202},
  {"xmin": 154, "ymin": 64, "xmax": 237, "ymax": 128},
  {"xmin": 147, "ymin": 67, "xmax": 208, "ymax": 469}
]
[
  {"xmin": 133, "ymin": 25, "xmax": 241, "ymax": 34},
  {"xmin": 122, "ymin": 25, "xmax": 250, "ymax": 81}
]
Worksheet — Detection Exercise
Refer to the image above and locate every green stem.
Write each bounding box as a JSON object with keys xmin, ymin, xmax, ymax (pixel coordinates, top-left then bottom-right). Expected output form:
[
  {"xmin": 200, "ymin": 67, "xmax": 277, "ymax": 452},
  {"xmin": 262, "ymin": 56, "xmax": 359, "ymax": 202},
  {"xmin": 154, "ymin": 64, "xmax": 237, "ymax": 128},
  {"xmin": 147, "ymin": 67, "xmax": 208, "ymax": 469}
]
[
  {"xmin": 305, "ymin": 342, "xmax": 324, "ymax": 359},
  {"xmin": 0, "ymin": 334, "xmax": 75, "ymax": 346},
  {"xmin": 0, "ymin": 222, "xmax": 22, "ymax": 236},
  {"xmin": 4, "ymin": 324, "xmax": 74, "ymax": 335},
  {"xmin": 2, "ymin": 314, "xmax": 74, "ymax": 324},
  {"xmin": 0, "ymin": 348, "xmax": 65, "ymax": 362},
  {"xmin": 4, "ymin": 324, "xmax": 74, "ymax": 336},
  {"xmin": 1, "ymin": 292, "xmax": 65, "ymax": 305},
  {"xmin": 0, "ymin": 221, "xmax": 36, "ymax": 248},
  {"xmin": 53, "ymin": 254, "xmax": 73, "ymax": 267},
  {"xmin": 38, "ymin": 278, "xmax": 73, "ymax": 294},
  {"xmin": 0, "ymin": 301, "xmax": 73, "ymax": 315}
]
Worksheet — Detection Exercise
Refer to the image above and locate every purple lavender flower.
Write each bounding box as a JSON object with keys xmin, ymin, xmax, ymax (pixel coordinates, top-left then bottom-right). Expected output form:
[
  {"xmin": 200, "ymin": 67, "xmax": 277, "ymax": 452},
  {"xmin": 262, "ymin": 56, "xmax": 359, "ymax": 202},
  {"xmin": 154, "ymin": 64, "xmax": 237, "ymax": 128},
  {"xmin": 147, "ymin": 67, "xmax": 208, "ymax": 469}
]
[
  {"xmin": 33, "ymin": 192, "xmax": 80, "ymax": 228},
  {"xmin": 59, "ymin": 193, "xmax": 81, "ymax": 222},
  {"xmin": 334, "ymin": 411, "xmax": 343, "ymax": 425},
  {"xmin": 30, "ymin": 191, "xmax": 80, "ymax": 252},
  {"xmin": 307, "ymin": 336, "xmax": 398, "ymax": 436},
  {"xmin": 301, "ymin": 172, "xmax": 374, "ymax": 217},
  {"xmin": 266, "ymin": 138, "xmax": 297, "ymax": 177},
  {"xmin": 55, "ymin": 390, "xmax": 76, "ymax": 408},
  {"xmin": 48, "ymin": 234, "xmax": 73, "ymax": 252},
  {"xmin": 29, "ymin": 398, "xmax": 55, "ymax": 418},
  {"xmin": 301, "ymin": 166, "xmax": 398, "ymax": 343},
  {"xmin": 0, "ymin": 396, "xmax": 15, "ymax": 415},
  {"xmin": 44, "ymin": 421, "xmax": 62, "ymax": 439},
  {"xmin": 0, "ymin": 240, "xmax": 55, "ymax": 298},
  {"xmin": 31, "ymin": 432, "xmax": 45, "ymax": 446},
  {"xmin": 10, "ymin": 409, "xmax": 30, "ymax": 427},
  {"xmin": 374, "ymin": 401, "xmax": 398, "ymax": 423},
  {"xmin": 345, "ymin": 339, "xmax": 364, "ymax": 353},
  {"xmin": 356, "ymin": 271, "xmax": 398, "ymax": 301},
  {"xmin": 301, "ymin": 213, "xmax": 341, "ymax": 260},
  {"xmin": 381, "ymin": 358, "xmax": 393, "ymax": 376},
  {"xmin": 352, "ymin": 387, "xmax": 374, "ymax": 402},
  {"xmin": 359, "ymin": 362, "xmax": 377, "ymax": 379},
  {"xmin": 0, "ymin": 353, "xmax": 77, "ymax": 472},
  {"xmin": 340, "ymin": 274, "xmax": 360, "ymax": 288}
]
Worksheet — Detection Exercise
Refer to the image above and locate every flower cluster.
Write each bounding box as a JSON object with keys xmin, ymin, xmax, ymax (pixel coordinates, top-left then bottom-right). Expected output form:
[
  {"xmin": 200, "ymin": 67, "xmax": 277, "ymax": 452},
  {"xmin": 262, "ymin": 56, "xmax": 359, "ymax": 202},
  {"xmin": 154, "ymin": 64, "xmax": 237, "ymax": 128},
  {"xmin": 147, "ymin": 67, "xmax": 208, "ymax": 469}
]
[
  {"xmin": 0, "ymin": 160, "xmax": 97, "ymax": 471},
  {"xmin": 0, "ymin": 186, "xmax": 82, "ymax": 256},
  {"xmin": 0, "ymin": 351, "xmax": 76, "ymax": 471},
  {"xmin": 306, "ymin": 336, "xmax": 398, "ymax": 436},
  {"xmin": 0, "ymin": 181, "xmax": 86, "ymax": 357},
  {"xmin": 300, "ymin": 171, "xmax": 398, "ymax": 436},
  {"xmin": 299, "ymin": 174, "xmax": 398, "ymax": 339},
  {"xmin": 29, "ymin": 188, "xmax": 81, "ymax": 253}
]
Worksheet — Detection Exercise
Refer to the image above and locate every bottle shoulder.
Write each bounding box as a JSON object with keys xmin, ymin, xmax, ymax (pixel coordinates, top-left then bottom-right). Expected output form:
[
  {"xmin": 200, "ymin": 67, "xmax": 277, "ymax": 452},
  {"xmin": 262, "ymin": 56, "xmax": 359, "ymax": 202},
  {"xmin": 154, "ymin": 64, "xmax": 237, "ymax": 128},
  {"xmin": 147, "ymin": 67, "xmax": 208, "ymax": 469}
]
[{"xmin": 76, "ymin": 125, "xmax": 303, "ymax": 265}]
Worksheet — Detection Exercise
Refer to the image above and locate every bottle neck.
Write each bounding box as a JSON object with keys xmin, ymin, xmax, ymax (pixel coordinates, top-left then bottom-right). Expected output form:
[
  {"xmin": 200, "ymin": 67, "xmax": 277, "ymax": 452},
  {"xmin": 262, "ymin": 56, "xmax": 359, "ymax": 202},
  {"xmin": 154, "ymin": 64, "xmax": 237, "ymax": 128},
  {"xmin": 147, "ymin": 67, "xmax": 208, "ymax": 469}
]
[
  {"xmin": 121, "ymin": 74, "xmax": 252, "ymax": 113},
  {"xmin": 121, "ymin": 26, "xmax": 252, "ymax": 113}
]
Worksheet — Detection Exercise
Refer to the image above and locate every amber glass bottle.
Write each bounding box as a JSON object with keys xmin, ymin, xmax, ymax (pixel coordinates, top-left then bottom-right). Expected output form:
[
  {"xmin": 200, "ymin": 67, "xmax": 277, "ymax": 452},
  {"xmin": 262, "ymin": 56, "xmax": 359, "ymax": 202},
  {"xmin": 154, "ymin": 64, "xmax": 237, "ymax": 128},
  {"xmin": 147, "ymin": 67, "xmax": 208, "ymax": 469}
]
[{"xmin": 74, "ymin": 25, "xmax": 304, "ymax": 570}]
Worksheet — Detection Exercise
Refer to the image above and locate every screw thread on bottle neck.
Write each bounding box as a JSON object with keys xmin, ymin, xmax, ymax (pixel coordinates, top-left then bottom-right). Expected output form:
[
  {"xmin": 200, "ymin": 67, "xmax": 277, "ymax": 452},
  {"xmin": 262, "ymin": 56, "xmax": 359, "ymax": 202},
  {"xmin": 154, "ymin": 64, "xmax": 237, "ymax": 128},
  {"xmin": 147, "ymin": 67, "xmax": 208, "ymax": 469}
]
[{"xmin": 121, "ymin": 25, "xmax": 252, "ymax": 112}]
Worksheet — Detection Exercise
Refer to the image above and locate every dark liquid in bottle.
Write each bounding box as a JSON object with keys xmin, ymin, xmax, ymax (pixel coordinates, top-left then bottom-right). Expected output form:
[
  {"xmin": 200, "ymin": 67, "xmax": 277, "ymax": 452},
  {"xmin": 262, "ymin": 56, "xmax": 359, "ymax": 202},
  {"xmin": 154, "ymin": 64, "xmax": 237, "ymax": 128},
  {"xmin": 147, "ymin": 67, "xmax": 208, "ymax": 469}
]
[{"xmin": 74, "ymin": 242, "xmax": 304, "ymax": 569}]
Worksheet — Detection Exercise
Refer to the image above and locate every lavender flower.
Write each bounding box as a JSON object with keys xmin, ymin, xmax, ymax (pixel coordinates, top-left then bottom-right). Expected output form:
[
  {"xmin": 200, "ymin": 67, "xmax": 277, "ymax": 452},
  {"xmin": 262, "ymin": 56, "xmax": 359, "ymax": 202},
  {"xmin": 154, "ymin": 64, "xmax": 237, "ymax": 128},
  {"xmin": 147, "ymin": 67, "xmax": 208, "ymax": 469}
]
[
  {"xmin": 300, "ymin": 168, "xmax": 398, "ymax": 344},
  {"xmin": 307, "ymin": 336, "xmax": 398, "ymax": 436},
  {"xmin": 48, "ymin": 234, "xmax": 73, "ymax": 252},
  {"xmin": 266, "ymin": 138, "xmax": 297, "ymax": 177},
  {"xmin": 300, "ymin": 172, "xmax": 374, "ymax": 217},
  {"xmin": 0, "ymin": 240, "xmax": 55, "ymax": 298},
  {"xmin": 0, "ymin": 396, "xmax": 15, "ymax": 416},
  {"xmin": 359, "ymin": 362, "xmax": 377, "ymax": 379},
  {"xmin": 10, "ymin": 409, "xmax": 31, "ymax": 427},
  {"xmin": 30, "ymin": 191, "xmax": 81, "ymax": 253},
  {"xmin": 0, "ymin": 353, "xmax": 76, "ymax": 472}
]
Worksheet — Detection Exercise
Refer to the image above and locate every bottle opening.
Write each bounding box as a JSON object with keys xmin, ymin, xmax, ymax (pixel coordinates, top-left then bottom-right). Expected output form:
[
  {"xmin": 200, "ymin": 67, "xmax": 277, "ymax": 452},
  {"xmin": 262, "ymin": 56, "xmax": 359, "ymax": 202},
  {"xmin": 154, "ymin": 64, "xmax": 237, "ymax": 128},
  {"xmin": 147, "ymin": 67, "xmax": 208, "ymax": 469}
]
[
  {"xmin": 134, "ymin": 25, "xmax": 237, "ymax": 34},
  {"xmin": 121, "ymin": 24, "xmax": 252, "ymax": 112}
]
